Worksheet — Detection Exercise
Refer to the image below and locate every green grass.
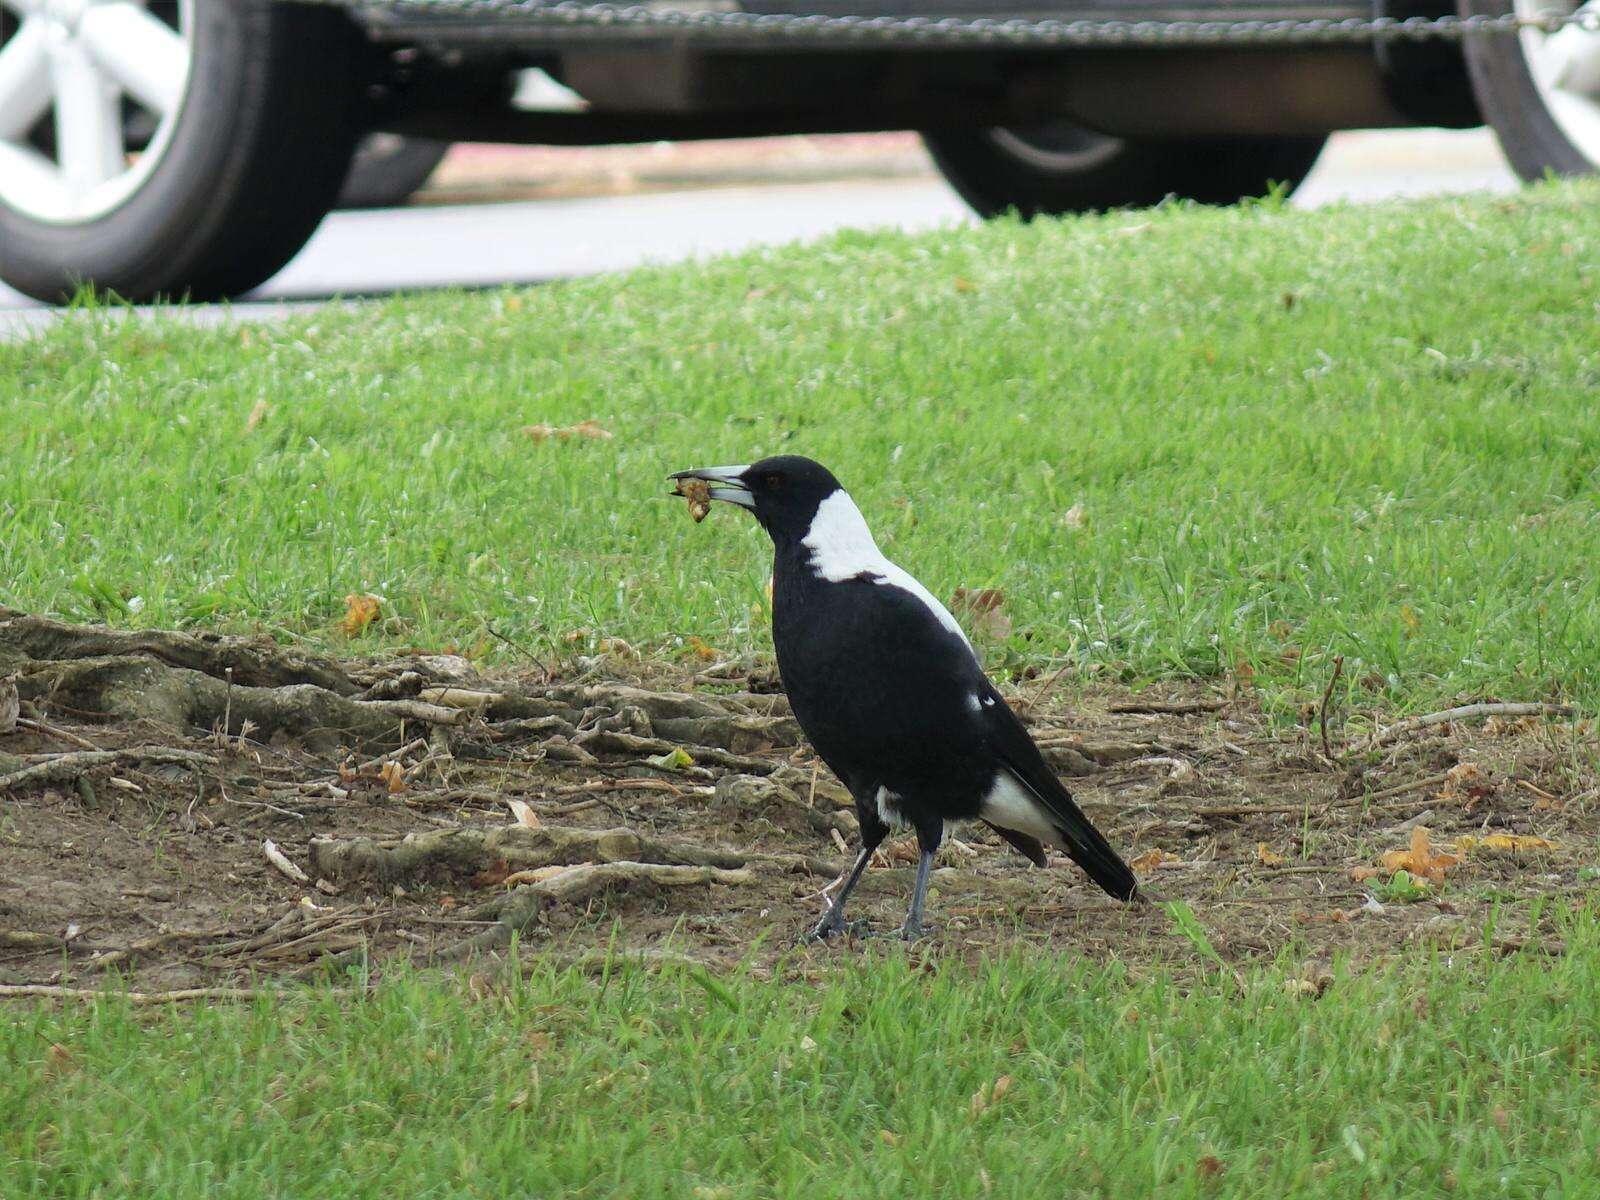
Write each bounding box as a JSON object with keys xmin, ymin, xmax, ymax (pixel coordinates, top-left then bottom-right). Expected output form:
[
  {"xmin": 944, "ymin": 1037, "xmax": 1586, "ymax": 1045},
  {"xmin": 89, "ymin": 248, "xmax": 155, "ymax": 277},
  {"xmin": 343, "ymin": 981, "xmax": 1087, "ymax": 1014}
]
[
  {"xmin": 6, "ymin": 923, "xmax": 1600, "ymax": 1198},
  {"xmin": 5, "ymin": 186, "xmax": 1600, "ymax": 715}
]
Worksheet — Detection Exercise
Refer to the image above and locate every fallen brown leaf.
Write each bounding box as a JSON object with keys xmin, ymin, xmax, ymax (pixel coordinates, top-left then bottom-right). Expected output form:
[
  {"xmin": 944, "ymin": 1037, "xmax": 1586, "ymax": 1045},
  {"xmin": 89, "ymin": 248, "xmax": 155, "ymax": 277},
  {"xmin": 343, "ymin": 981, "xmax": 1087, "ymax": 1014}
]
[
  {"xmin": 245, "ymin": 399, "xmax": 270, "ymax": 434},
  {"xmin": 341, "ymin": 593, "xmax": 382, "ymax": 638},
  {"xmin": 522, "ymin": 419, "xmax": 613, "ymax": 442},
  {"xmin": 378, "ymin": 760, "xmax": 406, "ymax": 794},
  {"xmin": 950, "ymin": 588, "xmax": 1012, "ymax": 641},
  {"xmin": 1457, "ymin": 833, "xmax": 1559, "ymax": 855},
  {"xmin": 686, "ymin": 636, "xmax": 722, "ymax": 662},
  {"xmin": 470, "ymin": 859, "xmax": 512, "ymax": 888},
  {"xmin": 1256, "ymin": 843, "xmax": 1285, "ymax": 866},
  {"xmin": 1061, "ymin": 502, "xmax": 1087, "ymax": 530},
  {"xmin": 506, "ymin": 799, "xmax": 542, "ymax": 830},
  {"xmin": 1374, "ymin": 826, "xmax": 1461, "ymax": 883},
  {"xmin": 1130, "ymin": 849, "xmax": 1180, "ymax": 873}
]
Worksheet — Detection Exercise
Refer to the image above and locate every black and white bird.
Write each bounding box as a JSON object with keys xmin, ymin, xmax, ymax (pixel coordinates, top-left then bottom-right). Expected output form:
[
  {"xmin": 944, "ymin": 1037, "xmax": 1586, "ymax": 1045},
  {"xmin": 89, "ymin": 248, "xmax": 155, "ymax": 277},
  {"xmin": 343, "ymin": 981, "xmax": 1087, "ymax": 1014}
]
[{"xmin": 670, "ymin": 455, "xmax": 1138, "ymax": 941}]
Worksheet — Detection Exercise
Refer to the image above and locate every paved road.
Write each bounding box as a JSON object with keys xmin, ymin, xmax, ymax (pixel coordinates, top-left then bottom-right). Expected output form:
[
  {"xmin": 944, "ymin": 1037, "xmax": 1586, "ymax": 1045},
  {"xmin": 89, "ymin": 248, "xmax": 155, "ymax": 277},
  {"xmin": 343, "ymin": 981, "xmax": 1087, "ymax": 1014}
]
[{"xmin": 0, "ymin": 129, "xmax": 1517, "ymax": 337}]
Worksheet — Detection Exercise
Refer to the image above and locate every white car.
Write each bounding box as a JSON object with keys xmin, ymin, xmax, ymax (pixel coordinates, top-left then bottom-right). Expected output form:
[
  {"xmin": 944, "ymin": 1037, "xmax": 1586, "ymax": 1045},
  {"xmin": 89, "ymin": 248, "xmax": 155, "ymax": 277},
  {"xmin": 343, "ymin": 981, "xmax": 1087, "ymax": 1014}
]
[{"xmin": 0, "ymin": 0, "xmax": 1593, "ymax": 302}]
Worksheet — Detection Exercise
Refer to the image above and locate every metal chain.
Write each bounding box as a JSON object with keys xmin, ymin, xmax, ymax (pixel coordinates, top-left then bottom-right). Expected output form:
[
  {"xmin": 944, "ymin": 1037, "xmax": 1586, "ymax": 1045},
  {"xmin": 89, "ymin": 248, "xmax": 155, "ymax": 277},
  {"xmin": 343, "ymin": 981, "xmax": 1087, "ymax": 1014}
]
[{"xmin": 314, "ymin": 0, "xmax": 1600, "ymax": 46}]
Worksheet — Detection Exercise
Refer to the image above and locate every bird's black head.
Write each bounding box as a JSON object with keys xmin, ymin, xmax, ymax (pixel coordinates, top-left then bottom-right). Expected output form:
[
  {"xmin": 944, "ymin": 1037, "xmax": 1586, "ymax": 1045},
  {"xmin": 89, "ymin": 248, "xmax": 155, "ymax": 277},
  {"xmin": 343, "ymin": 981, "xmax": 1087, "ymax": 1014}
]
[{"xmin": 669, "ymin": 455, "xmax": 844, "ymax": 543}]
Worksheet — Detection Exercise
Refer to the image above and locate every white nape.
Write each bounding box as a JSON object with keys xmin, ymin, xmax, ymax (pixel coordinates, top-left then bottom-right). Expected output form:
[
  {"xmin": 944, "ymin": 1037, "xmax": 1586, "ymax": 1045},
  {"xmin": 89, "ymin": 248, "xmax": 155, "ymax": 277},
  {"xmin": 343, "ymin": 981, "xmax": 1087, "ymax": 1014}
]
[
  {"xmin": 978, "ymin": 771, "xmax": 1059, "ymax": 845},
  {"xmin": 801, "ymin": 489, "xmax": 974, "ymax": 651}
]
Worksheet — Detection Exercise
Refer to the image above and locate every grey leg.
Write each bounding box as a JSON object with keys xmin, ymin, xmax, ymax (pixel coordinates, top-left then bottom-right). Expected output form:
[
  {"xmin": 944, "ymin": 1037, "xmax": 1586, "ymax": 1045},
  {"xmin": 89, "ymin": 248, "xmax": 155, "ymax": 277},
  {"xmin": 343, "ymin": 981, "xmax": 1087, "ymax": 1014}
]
[
  {"xmin": 896, "ymin": 849, "xmax": 936, "ymax": 942},
  {"xmin": 805, "ymin": 843, "xmax": 875, "ymax": 942}
]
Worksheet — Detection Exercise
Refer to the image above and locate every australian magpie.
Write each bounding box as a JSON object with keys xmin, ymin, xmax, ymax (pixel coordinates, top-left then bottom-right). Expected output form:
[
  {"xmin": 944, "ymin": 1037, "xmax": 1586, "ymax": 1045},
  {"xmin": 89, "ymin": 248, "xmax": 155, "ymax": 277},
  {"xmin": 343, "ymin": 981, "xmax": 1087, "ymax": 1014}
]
[{"xmin": 670, "ymin": 455, "xmax": 1138, "ymax": 941}]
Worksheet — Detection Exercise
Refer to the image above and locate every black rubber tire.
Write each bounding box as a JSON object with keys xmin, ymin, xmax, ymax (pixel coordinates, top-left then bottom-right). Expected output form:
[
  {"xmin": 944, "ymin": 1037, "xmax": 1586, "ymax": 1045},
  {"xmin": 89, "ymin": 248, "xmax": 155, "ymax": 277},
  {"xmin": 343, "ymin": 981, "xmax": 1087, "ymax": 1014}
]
[
  {"xmin": 922, "ymin": 124, "xmax": 1327, "ymax": 218},
  {"xmin": 337, "ymin": 135, "xmax": 451, "ymax": 210},
  {"xmin": 1459, "ymin": 0, "xmax": 1596, "ymax": 179},
  {"xmin": 0, "ymin": 1, "xmax": 366, "ymax": 304}
]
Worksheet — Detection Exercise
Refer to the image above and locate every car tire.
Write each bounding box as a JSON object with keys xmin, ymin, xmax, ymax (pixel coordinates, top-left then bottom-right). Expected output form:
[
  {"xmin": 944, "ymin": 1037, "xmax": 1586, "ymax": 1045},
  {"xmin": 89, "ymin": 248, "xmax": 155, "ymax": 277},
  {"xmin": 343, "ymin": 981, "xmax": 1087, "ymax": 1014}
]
[
  {"xmin": 338, "ymin": 134, "xmax": 451, "ymax": 210},
  {"xmin": 1459, "ymin": 0, "xmax": 1600, "ymax": 179},
  {"xmin": 922, "ymin": 123, "xmax": 1327, "ymax": 217},
  {"xmin": 0, "ymin": 0, "xmax": 366, "ymax": 303}
]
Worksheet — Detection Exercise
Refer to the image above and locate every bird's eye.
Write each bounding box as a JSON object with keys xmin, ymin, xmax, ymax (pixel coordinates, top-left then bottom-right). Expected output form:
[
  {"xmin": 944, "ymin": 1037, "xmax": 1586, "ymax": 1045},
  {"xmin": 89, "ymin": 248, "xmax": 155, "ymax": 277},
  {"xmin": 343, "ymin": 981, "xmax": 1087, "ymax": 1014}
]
[{"xmin": 765, "ymin": 474, "xmax": 784, "ymax": 490}]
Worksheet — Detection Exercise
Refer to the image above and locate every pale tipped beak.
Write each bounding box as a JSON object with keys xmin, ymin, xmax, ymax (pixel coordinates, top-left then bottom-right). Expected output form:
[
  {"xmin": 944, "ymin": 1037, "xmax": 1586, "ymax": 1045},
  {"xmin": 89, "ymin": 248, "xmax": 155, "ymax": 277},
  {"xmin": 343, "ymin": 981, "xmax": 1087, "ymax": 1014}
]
[{"xmin": 669, "ymin": 464, "xmax": 755, "ymax": 509}]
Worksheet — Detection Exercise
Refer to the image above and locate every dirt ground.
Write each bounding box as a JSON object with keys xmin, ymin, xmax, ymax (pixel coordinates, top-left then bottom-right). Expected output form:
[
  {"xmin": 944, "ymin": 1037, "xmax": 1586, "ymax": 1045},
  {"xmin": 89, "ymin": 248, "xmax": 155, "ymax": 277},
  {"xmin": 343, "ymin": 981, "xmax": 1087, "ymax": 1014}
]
[{"xmin": 2, "ymin": 609, "xmax": 1594, "ymax": 990}]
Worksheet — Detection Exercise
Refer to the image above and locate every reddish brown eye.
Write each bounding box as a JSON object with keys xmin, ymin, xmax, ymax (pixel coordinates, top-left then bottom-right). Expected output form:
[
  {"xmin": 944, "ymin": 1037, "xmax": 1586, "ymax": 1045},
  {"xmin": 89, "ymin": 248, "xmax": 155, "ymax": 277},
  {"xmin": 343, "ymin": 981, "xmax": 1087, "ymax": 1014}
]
[{"xmin": 765, "ymin": 474, "xmax": 783, "ymax": 490}]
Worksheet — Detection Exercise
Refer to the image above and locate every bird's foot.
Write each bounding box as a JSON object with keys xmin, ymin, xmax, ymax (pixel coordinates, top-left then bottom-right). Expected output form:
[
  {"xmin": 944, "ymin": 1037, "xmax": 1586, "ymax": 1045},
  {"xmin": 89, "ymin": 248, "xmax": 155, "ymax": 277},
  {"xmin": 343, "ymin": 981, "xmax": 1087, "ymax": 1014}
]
[
  {"xmin": 801, "ymin": 912, "xmax": 870, "ymax": 944},
  {"xmin": 869, "ymin": 921, "xmax": 926, "ymax": 944}
]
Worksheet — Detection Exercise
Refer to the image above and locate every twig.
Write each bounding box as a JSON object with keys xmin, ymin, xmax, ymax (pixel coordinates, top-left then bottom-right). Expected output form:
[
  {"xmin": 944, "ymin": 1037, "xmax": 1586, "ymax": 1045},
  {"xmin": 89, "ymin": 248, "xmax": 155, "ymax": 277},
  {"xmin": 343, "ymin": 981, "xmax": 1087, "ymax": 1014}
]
[
  {"xmin": 486, "ymin": 624, "xmax": 549, "ymax": 678},
  {"xmin": 262, "ymin": 840, "xmax": 310, "ymax": 884},
  {"xmin": 14, "ymin": 718, "xmax": 101, "ymax": 751},
  {"xmin": 0, "ymin": 984, "xmax": 273, "ymax": 1004},
  {"xmin": 1360, "ymin": 702, "xmax": 1576, "ymax": 751},
  {"xmin": 1108, "ymin": 698, "xmax": 1225, "ymax": 715},
  {"xmin": 1318, "ymin": 655, "xmax": 1344, "ymax": 762},
  {"xmin": 356, "ymin": 737, "xmax": 427, "ymax": 774},
  {"xmin": 89, "ymin": 928, "xmax": 232, "ymax": 974},
  {"xmin": 0, "ymin": 746, "xmax": 216, "ymax": 793},
  {"xmin": 1194, "ymin": 772, "xmax": 1452, "ymax": 819}
]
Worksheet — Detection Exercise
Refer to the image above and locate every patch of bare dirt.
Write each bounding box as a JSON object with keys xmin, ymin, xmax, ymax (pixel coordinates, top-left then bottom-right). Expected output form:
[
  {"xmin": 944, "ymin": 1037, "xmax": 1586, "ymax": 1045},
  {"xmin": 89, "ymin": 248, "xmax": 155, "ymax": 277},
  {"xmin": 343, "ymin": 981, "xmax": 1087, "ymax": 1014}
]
[{"xmin": 2, "ymin": 608, "xmax": 1596, "ymax": 990}]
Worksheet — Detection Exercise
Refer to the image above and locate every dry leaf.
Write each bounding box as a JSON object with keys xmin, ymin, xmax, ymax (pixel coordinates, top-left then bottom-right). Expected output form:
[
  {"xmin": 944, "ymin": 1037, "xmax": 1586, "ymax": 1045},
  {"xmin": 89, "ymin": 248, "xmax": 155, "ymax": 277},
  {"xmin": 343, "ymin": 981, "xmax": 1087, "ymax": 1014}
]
[
  {"xmin": 1130, "ymin": 849, "xmax": 1180, "ymax": 873},
  {"xmin": 504, "ymin": 863, "xmax": 592, "ymax": 888},
  {"xmin": 1197, "ymin": 1155, "xmax": 1226, "ymax": 1179},
  {"xmin": 522, "ymin": 420, "xmax": 613, "ymax": 442},
  {"xmin": 1256, "ymin": 843, "xmax": 1285, "ymax": 866},
  {"xmin": 686, "ymin": 635, "xmax": 721, "ymax": 661},
  {"xmin": 341, "ymin": 593, "xmax": 382, "ymax": 638},
  {"xmin": 1457, "ymin": 834, "xmax": 1559, "ymax": 855},
  {"xmin": 1061, "ymin": 503, "xmax": 1087, "ymax": 530},
  {"xmin": 470, "ymin": 859, "xmax": 512, "ymax": 888},
  {"xmin": 245, "ymin": 399, "xmax": 270, "ymax": 434},
  {"xmin": 950, "ymin": 588, "xmax": 1012, "ymax": 641},
  {"xmin": 506, "ymin": 799, "xmax": 542, "ymax": 830},
  {"xmin": 1400, "ymin": 605, "xmax": 1421, "ymax": 635},
  {"xmin": 1374, "ymin": 826, "xmax": 1461, "ymax": 883},
  {"xmin": 989, "ymin": 1075, "xmax": 1013, "ymax": 1103},
  {"xmin": 799, "ymin": 1035, "xmax": 818, "ymax": 1053},
  {"xmin": 953, "ymin": 276, "xmax": 977, "ymax": 293},
  {"xmin": 879, "ymin": 1130, "xmax": 899, "ymax": 1147},
  {"xmin": 378, "ymin": 760, "xmax": 407, "ymax": 794},
  {"xmin": 1438, "ymin": 762, "xmax": 1493, "ymax": 807}
]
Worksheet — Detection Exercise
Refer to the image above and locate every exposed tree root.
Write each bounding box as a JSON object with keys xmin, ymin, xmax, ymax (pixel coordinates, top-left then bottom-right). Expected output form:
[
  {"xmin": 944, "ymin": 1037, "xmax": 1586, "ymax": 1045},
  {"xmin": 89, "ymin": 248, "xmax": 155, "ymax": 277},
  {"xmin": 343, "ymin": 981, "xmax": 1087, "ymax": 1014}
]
[
  {"xmin": 441, "ymin": 861, "xmax": 754, "ymax": 959},
  {"xmin": 0, "ymin": 746, "xmax": 215, "ymax": 793},
  {"xmin": 0, "ymin": 984, "xmax": 281, "ymax": 1004},
  {"xmin": 309, "ymin": 822, "xmax": 836, "ymax": 887},
  {"xmin": 14, "ymin": 655, "xmax": 460, "ymax": 752},
  {"xmin": 0, "ymin": 612, "xmax": 357, "ymax": 694}
]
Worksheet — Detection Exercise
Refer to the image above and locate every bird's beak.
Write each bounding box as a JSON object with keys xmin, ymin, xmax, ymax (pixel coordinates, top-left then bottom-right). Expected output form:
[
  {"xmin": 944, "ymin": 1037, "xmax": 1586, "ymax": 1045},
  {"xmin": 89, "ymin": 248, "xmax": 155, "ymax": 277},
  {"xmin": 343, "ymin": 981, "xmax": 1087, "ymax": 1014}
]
[{"xmin": 668, "ymin": 465, "xmax": 755, "ymax": 509}]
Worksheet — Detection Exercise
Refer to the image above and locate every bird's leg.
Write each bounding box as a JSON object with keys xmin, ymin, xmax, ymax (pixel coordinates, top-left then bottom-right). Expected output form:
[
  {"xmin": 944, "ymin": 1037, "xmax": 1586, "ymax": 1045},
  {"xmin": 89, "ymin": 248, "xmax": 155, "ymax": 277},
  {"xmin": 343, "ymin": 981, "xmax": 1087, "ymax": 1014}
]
[
  {"xmin": 804, "ymin": 839, "xmax": 878, "ymax": 942},
  {"xmin": 894, "ymin": 847, "xmax": 936, "ymax": 942}
]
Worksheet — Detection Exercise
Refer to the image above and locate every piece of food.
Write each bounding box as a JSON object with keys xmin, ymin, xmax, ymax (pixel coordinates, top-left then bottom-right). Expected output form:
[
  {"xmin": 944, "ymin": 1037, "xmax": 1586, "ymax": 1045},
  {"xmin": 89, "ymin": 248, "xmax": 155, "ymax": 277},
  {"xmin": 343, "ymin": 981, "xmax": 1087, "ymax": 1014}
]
[{"xmin": 674, "ymin": 477, "xmax": 713, "ymax": 523}]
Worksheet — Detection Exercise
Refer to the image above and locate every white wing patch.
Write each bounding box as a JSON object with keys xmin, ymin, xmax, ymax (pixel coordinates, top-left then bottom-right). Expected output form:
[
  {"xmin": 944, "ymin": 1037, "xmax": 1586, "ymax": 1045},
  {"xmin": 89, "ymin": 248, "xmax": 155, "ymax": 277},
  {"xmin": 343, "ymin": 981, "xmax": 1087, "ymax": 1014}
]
[
  {"xmin": 978, "ymin": 771, "xmax": 1060, "ymax": 845},
  {"xmin": 875, "ymin": 786, "xmax": 909, "ymax": 829},
  {"xmin": 801, "ymin": 489, "xmax": 974, "ymax": 651}
]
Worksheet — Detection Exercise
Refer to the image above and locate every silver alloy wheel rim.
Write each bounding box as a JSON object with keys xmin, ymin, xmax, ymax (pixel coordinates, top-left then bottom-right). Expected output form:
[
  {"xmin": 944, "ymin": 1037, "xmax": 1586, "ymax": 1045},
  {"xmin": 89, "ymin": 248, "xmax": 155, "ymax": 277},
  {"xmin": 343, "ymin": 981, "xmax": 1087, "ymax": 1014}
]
[
  {"xmin": 1517, "ymin": 0, "xmax": 1600, "ymax": 163},
  {"xmin": 0, "ymin": 0, "xmax": 193, "ymax": 224}
]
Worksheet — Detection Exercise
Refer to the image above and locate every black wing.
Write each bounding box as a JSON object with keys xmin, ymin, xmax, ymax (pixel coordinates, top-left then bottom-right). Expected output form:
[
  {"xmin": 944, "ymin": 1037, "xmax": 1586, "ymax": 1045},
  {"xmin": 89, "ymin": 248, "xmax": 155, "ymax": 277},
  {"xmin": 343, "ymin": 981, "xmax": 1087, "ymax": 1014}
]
[{"xmin": 979, "ymin": 695, "xmax": 1138, "ymax": 901}]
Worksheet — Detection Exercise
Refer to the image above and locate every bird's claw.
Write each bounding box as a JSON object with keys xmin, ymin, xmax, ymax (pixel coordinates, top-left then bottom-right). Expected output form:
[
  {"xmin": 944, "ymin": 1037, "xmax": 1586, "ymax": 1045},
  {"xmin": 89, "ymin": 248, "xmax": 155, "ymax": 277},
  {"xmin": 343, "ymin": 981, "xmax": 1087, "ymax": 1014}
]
[
  {"xmin": 801, "ymin": 913, "xmax": 871, "ymax": 944},
  {"xmin": 866, "ymin": 922, "xmax": 926, "ymax": 944}
]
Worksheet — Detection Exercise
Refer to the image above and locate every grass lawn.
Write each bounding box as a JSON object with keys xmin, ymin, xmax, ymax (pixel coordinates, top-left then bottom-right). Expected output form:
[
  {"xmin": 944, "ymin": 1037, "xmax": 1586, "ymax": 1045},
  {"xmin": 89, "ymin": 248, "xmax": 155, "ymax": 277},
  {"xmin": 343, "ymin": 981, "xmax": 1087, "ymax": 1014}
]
[
  {"xmin": 5, "ymin": 185, "xmax": 1600, "ymax": 1196},
  {"xmin": 6, "ymin": 929, "xmax": 1600, "ymax": 1198},
  {"xmin": 5, "ymin": 184, "xmax": 1600, "ymax": 719}
]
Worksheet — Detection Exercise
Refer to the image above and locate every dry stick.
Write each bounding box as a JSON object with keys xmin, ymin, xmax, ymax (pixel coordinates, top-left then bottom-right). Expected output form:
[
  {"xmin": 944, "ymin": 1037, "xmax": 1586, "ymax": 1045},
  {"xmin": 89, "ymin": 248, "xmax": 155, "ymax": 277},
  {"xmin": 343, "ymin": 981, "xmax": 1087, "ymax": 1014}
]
[
  {"xmin": 1361, "ymin": 702, "xmax": 1577, "ymax": 751},
  {"xmin": 356, "ymin": 737, "xmax": 428, "ymax": 774},
  {"xmin": 14, "ymin": 717, "xmax": 101, "ymax": 751},
  {"xmin": 0, "ymin": 984, "xmax": 272, "ymax": 1004},
  {"xmin": 1194, "ymin": 771, "xmax": 1452, "ymax": 819},
  {"xmin": 0, "ymin": 746, "xmax": 216, "ymax": 792},
  {"xmin": 89, "ymin": 928, "xmax": 233, "ymax": 974},
  {"xmin": 1108, "ymin": 698, "xmax": 1226, "ymax": 715},
  {"xmin": 1318, "ymin": 655, "xmax": 1345, "ymax": 762}
]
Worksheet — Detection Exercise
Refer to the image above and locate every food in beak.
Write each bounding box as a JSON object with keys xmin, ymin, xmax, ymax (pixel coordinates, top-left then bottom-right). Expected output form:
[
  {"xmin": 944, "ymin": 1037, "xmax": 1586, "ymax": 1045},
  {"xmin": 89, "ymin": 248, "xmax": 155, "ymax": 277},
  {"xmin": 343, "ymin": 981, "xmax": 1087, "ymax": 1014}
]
[{"xmin": 673, "ymin": 477, "xmax": 713, "ymax": 523}]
